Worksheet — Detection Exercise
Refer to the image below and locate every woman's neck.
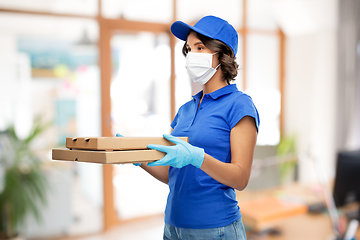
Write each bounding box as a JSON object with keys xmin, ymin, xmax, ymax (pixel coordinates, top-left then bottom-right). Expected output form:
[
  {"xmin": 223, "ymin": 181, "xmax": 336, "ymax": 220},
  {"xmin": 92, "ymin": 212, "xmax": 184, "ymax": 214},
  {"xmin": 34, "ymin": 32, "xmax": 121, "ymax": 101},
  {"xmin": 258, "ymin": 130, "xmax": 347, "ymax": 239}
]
[{"xmin": 202, "ymin": 69, "xmax": 228, "ymax": 94}]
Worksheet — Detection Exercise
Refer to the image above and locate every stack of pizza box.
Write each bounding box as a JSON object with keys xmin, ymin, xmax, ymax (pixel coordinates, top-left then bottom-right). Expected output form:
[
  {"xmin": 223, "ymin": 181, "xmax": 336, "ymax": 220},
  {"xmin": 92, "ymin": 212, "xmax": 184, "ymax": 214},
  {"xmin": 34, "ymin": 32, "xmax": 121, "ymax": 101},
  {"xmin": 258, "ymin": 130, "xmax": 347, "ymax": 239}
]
[{"xmin": 52, "ymin": 136, "xmax": 188, "ymax": 164}]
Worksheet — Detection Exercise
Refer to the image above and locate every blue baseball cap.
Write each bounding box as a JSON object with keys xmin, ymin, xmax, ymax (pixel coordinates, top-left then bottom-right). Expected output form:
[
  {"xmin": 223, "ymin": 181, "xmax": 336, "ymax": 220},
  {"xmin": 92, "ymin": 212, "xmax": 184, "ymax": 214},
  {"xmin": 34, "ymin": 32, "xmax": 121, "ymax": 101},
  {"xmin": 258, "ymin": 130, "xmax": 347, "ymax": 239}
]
[{"xmin": 171, "ymin": 15, "xmax": 238, "ymax": 56}]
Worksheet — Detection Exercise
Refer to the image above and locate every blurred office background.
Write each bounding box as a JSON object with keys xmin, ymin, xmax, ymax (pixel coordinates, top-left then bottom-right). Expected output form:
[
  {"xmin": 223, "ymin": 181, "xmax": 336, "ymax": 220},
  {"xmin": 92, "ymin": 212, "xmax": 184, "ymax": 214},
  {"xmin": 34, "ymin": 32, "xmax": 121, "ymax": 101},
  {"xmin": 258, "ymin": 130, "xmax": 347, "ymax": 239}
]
[{"xmin": 0, "ymin": 0, "xmax": 359, "ymax": 239}]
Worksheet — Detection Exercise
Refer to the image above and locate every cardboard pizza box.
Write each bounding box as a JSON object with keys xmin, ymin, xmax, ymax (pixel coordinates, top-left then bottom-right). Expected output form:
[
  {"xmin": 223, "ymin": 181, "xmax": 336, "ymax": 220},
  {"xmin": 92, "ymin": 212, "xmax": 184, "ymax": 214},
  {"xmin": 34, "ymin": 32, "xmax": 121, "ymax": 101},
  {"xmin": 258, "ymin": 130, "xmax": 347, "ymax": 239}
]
[
  {"xmin": 66, "ymin": 136, "xmax": 189, "ymax": 150},
  {"xmin": 52, "ymin": 148, "xmax": 165, "ymax": 164}
]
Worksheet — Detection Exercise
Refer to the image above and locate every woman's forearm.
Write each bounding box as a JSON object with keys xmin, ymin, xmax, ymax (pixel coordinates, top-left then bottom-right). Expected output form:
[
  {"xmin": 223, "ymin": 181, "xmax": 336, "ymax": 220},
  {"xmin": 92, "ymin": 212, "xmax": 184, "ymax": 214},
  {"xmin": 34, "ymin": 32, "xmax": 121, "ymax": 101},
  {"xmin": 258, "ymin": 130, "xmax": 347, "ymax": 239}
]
[{"xmin": 200, "ymin": 154, "xmax": 250, "ymax": 191}]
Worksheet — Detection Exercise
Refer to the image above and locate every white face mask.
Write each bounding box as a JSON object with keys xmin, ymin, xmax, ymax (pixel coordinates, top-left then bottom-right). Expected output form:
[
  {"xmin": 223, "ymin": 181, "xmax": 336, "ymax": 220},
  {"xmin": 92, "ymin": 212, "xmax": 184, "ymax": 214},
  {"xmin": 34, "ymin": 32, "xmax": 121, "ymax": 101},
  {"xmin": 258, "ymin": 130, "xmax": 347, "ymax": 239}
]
[{"xmin": 185, "ymin": 52, "xmax": 220, "ymax": 85}]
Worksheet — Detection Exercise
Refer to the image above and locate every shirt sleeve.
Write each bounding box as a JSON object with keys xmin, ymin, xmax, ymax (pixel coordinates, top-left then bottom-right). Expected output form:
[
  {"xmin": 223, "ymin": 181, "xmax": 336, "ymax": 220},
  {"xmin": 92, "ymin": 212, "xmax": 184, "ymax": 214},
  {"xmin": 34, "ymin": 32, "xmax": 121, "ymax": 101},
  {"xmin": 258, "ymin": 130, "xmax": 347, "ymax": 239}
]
[
  {"xmin": 228, "ymin": 95, "xmax": 260, "ymax": 132},
  {"xmin": 170, "ymin": 108, "xmax": 181, "ymax": 129}
]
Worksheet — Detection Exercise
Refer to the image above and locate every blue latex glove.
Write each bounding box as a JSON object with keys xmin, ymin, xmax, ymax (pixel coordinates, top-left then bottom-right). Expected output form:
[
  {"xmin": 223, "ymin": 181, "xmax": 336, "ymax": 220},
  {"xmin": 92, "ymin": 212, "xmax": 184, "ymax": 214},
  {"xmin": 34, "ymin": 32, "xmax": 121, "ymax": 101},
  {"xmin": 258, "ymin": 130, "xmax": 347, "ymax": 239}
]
[
  {"xmin": 147, "ymin": 134, "xmax": 204, "ymax": 168},
  {"xmin": 116, "ymin": 133, "xmax": 141, "ymax": 166}
]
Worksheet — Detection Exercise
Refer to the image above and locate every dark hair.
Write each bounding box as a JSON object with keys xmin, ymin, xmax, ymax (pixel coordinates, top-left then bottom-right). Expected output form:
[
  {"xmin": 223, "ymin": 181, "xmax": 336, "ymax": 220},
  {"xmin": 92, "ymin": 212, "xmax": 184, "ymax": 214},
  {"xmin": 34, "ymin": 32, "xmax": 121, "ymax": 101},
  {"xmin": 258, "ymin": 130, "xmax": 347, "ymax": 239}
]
[{"xmin": 182, "ymin": 30, "xmax": 239, "ymax": 84}]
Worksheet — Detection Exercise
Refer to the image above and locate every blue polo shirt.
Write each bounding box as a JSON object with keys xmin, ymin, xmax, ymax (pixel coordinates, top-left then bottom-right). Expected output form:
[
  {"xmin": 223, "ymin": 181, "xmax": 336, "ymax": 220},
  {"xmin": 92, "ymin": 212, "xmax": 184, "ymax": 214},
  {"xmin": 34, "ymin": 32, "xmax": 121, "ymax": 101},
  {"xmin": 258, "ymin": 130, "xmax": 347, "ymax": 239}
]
[{"xmin": 167, "ymin": 84, "xmax": 259, "ymax": 229}]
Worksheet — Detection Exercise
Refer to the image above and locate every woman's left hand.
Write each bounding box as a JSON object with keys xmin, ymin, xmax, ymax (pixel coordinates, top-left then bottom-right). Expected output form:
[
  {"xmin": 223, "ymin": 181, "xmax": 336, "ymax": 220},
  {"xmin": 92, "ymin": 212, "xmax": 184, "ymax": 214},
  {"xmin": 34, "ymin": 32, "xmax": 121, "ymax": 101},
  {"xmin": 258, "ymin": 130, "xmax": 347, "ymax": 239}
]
[
  {"xmin": 116, "ymin": 133, "xmax": 142, "ymax": 166},
  {"xmin": 147, "ymin": 134, "xmax": 204, "ymax": 168}
]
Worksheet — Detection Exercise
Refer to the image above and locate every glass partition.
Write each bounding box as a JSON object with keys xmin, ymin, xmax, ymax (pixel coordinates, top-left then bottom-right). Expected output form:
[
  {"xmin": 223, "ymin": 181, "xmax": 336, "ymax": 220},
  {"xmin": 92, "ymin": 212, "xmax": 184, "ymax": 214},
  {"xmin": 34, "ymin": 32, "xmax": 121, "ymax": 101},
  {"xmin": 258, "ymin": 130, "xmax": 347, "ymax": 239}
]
[
  {"xmin": 110, "ymin": 32, "xmax": 171, "ymax": 137},
  {"xmin": 0, "ymin": 13, "xmax": 102, "ymax": 238},
  {"xmin": 110, "ymin": 31, "xmax": 171, "ymax": 220},
  {"xmin": 246, "ymin": 34, "xmax": 280, "ymax": 145}
]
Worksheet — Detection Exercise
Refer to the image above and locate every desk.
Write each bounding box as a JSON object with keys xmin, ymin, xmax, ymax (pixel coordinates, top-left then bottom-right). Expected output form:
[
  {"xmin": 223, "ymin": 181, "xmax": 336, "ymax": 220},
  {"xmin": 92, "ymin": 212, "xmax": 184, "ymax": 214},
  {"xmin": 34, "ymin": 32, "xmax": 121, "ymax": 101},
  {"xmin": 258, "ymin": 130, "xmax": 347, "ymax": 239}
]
[
  {"xmin": 236, "ymin": 183, "xmax": 360, "ymax": 240},
  {"xmin": 246, "ymin": 213, "xmax": 359, "ymax": 240}
]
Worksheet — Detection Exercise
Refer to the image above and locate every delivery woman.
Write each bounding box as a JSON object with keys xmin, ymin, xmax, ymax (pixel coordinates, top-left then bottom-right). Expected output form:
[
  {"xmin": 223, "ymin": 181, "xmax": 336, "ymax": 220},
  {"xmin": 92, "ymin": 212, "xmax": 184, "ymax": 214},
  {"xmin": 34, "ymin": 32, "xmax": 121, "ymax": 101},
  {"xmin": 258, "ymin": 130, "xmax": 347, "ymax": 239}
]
[{"xmin": 139, "ymin": 15, "xmax": 259, "ymax": 240}]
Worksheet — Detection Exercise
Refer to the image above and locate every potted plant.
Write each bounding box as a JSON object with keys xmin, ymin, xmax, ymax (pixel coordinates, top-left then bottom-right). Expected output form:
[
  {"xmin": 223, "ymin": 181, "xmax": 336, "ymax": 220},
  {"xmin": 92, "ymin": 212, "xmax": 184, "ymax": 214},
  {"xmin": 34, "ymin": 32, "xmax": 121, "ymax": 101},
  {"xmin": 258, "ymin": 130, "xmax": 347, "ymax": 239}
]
[
  {"xmin": 277, "ymin": 134, "xmax": 298, "ymax": 184},
  {"xmin": 0, "ymin": 117, "xmax": 50, "ymax": 239}
]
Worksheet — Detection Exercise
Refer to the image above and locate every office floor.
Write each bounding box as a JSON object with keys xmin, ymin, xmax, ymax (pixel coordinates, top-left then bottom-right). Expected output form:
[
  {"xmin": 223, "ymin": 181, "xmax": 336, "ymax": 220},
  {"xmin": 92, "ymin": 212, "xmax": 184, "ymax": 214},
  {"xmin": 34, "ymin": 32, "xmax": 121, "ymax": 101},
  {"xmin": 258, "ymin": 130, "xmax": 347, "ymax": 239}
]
[
  {"xmin": 51, "ymin": 215, "xmax": 165, "ymax": 240},
  {"xmin": 50, "ymin": 213, "xmax": 360, "ymax": 240}
]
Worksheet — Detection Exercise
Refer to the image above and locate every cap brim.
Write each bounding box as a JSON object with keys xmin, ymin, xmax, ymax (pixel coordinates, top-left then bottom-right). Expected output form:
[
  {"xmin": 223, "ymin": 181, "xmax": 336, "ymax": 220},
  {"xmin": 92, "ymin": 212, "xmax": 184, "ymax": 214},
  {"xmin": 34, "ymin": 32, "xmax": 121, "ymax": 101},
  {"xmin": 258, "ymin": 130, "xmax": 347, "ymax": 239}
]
[{"xmin": 170, "ymin": 21, "xmax": 214, "ymax": 42}]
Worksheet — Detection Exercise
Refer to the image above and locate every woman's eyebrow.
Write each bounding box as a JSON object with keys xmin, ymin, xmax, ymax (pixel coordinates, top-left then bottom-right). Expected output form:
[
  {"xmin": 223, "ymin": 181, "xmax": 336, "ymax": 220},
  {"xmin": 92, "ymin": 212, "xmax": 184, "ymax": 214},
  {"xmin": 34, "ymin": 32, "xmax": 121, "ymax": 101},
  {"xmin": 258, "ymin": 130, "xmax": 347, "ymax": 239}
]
[{"xmin": 186, "ymin": 41, "xmax": 203, "ymax": 48}]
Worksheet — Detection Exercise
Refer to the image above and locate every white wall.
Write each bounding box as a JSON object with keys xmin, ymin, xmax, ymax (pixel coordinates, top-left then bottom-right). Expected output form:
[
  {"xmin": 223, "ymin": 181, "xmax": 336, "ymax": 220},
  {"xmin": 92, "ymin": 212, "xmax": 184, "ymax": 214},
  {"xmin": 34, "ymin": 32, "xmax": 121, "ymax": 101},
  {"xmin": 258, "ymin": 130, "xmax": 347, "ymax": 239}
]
[{"xmin": 281, "ymin": 0, "xmax": 338, "ymax": 182}]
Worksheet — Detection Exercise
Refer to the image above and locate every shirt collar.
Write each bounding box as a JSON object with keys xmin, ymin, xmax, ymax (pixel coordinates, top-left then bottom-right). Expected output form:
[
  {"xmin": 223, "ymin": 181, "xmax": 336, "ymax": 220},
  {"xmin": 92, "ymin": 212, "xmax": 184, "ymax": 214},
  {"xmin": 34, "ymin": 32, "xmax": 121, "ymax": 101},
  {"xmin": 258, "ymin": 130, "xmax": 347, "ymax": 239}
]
[{"xmin": 192, "ymin": 84, "xmax": 239, "ymax": 101}]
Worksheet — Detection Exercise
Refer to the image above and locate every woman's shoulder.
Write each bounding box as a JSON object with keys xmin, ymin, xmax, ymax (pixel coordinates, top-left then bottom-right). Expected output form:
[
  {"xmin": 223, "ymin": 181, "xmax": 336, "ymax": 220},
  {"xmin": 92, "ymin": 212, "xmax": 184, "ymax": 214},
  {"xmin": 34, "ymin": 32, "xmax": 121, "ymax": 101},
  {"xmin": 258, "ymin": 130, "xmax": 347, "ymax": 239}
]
[
  {"xmin": 177, "ymin": 98, "xmax": 197, "ymax": 113},
  {"xmin": 229, "ymin": 90, "xmax": 255, "ymax": 105}
]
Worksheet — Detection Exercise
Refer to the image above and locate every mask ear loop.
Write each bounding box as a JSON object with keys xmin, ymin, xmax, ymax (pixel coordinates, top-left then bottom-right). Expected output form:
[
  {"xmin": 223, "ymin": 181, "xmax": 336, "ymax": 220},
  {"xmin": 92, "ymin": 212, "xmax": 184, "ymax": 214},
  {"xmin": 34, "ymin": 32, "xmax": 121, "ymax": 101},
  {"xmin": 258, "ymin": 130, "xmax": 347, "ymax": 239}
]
[
  {"xmin": 212, "ymin": 52, "xmax": 221, "ymax": 70},
  {"xmin": 210, "ymin": 63, "xmax": 221, "ymax": 72}
]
